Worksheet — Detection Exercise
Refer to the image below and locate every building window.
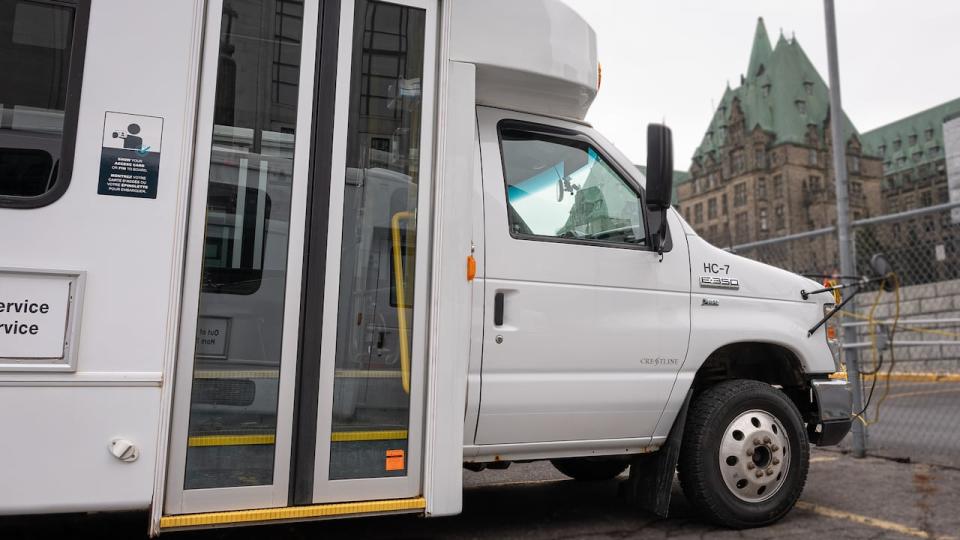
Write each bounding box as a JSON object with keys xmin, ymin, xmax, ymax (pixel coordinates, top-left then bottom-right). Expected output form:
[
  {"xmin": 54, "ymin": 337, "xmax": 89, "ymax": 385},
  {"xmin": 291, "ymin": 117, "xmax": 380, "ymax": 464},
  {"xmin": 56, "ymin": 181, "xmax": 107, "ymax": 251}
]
[
  {"xmin": 850, "ymin": 181, "xmax": 862, "ymax": 195},
  {"xmin": 755, "ymin": 148, "xmax": 766, "ymax": 168},
  {"xmin": 762, "ymin": 84, "xmax": 771, "ymax": 97},
  {"xmin": 759, "ymin": 208, "xmax": 768, "ymax": 232},
  {"xmin": 731, "ymin": 150, "xmax": 744, "ymax": 173},
  {"xmin": 707, "ymin": 197, "xmax": 717, "ymax": 219},
  {"xmin": 721, "ymin": 193, "xmax": 728, "ymax": 215},
  {"xmin": 893, "ymin": 138, "xmax": 901, "ymax": 151},
  {"xmin": 908, "ymin": 134, "xmax": 917, "ymax": 146},
  {"xmin": 775, "ymin": 205, "xmax": 785, "ymax": 230},
  {"xmin": 796, "ymin": 100, "xmax": 806, "ymax": 114},
  {"xmin": 773, "ymin": 175, "xmax": 784, "ymax": 198},
  {"xmin": 685, "ymin": 207, "xmax": 691, "ymax": 222},
  {"xmin": 694, "ymin": 202, "xmax": 703, "ymax": 224},
  {"xmin": 809, "ymin": 175, "xmax": 821, "ymax": 191},
  {"xmin": 734, "ymin": 212, "xmax": 749, "ymax": 242},
  {"xmin": 733, "ymin": 182, "xmax": 747, "ymax": 206},
  {"xmin": 849, "ymin": 155, "xmax": 860, "ymax": 173},
  {"xmin": 878, "ymin": 144, "xmax": 886, "ymax": 155},
  {"xmin": 808, "ymin": 148, "xmax": 818, "ymax": 166},
  {"xmin": 757, "ymin": 177, "xmax": 767, "ymax": 199},
  {"xmin": 913, "ymin": 151, "xmax": 922, "ymax": 162},
  {"xmin": 925, "ymin": 128, "xmax": 934, "ymax": 141},
  {"xmin": 921, "ymin": 190, "xmax": 932, "ymax": 207},
  {"xmin": 0, "ymin": 0, "xmax": 88, "ymax": 207}
]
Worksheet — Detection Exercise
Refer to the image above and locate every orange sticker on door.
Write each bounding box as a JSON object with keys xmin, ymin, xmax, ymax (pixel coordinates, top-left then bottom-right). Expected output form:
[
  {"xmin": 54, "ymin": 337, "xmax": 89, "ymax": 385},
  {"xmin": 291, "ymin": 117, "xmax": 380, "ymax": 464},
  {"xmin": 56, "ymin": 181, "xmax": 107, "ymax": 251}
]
[{"xmin": 385, "ymin": 449, "xmax": 405, "ymax": 471}]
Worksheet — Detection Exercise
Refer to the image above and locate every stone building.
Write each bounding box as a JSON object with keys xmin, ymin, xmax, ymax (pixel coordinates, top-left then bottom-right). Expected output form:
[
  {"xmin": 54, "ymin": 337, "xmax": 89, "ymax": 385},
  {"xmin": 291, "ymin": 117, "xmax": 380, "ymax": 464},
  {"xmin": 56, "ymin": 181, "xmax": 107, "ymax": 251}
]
[
  {"xmin": 859, "ymin": 99, "xmax": 960, "ymax": 282},
  {"xmin": 676, "ymin": 18, "xmax": 883, "ymax": 274}
]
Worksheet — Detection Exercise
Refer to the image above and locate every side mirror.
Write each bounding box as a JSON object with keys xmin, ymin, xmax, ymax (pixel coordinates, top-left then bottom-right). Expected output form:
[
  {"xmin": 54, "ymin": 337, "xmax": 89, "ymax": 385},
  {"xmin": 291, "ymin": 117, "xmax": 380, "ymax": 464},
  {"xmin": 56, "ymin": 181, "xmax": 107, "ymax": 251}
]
[{"xmin": 645, "ymin": 123, "xmax": 674, "ymax": 254}]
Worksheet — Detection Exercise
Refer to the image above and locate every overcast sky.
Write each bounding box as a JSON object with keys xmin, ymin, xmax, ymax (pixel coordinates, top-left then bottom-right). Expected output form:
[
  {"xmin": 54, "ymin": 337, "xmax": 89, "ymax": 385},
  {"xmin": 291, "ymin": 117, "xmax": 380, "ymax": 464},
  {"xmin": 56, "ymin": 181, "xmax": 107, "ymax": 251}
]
[{"xmin": 561, "ymin": 0, "xmax": 960, "ymax": 169}]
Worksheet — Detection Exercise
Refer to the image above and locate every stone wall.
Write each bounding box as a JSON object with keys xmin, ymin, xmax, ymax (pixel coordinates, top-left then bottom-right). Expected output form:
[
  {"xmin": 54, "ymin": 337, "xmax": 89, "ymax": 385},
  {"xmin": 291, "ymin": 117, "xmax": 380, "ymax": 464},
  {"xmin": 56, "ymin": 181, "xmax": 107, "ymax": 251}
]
[{"xmin": 851, "ymin": 278, "xmax": 960, "ymax": 373}]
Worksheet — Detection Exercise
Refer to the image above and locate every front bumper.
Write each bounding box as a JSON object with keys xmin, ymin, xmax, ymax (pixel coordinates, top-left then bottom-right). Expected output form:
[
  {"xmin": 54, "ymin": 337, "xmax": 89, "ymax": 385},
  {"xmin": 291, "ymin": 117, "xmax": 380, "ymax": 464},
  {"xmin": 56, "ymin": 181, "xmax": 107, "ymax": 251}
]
[{"xmin": 809, "ymin": 379, "xmax": 853, "ymax": 446}]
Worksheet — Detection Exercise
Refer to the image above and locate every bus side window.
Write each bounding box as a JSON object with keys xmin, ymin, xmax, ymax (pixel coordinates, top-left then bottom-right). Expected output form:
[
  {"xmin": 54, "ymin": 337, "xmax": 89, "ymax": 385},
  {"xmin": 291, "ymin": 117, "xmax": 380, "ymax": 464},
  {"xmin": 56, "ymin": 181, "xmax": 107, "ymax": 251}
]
[
  {"xmin": 0, "ymin": 0, "xmax": 88, "ymax": 208},
  {"xmin": 499, "ymin": 123, "xmax": 648, "ymax": 247}
]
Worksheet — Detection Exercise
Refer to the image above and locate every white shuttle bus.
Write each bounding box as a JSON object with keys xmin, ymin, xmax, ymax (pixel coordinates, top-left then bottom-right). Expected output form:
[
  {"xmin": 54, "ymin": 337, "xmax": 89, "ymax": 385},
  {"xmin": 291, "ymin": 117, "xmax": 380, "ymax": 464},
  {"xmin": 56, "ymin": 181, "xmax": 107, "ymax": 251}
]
[{"xmin": 0, "ymin": 0, "xmax": 851, "ymax": 534}]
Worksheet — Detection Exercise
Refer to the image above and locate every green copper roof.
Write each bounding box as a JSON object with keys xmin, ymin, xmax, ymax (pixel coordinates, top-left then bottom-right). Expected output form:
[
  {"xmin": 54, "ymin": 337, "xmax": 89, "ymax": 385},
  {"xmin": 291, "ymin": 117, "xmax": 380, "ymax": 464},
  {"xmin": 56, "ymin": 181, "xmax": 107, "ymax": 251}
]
[
  {"xmin": 861, "ymin": 97, "xmax": 960, "ymax": 176},
  {"xmin": 746, "ymin": 17, "xmax": 773, "ymax": 80},
  {"xmin": 692, "ymin": 18, "xmax": 868, "ymax": 163}
]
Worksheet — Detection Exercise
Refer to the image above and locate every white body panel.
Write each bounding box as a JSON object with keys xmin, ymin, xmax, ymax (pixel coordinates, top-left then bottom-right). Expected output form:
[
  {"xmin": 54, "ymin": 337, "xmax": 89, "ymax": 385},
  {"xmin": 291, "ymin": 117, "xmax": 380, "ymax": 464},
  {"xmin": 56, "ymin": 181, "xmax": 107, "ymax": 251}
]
[
  {"xmin": 0, "ymin": 0, "xmax": 203, "ymax": 514},
  {"xmin": 421, "ymin": 58, "xmax": 477, "ymax": 516}
]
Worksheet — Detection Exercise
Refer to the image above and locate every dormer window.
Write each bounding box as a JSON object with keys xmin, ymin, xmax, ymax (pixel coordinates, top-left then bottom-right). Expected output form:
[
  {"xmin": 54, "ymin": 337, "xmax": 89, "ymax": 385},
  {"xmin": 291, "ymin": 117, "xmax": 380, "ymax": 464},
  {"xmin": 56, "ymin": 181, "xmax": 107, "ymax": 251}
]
[
  {"xmin": 908, "ymin": 134, "xmax": 917, "ymax": 146},
  {"xmin": 925, "ymin": 128, "xmax": 934, "ymax": 141},
  {"xmin": 878, "ymin": 144, "xmax": 886, "ymax": 154},
  {"xmin": 803, "ymin": 81, "xmax": 813, "ymax": 95},
  {"xmin": 762, "ymin": 84, "xmax": 771, "ymax": 97},
  {"xmin": 796, "ymin": 100, "xmax": 806, "ymax": 114},
  {"xmin": 893, "ymin": 139, "xmax": 901, "ymax": 151}
]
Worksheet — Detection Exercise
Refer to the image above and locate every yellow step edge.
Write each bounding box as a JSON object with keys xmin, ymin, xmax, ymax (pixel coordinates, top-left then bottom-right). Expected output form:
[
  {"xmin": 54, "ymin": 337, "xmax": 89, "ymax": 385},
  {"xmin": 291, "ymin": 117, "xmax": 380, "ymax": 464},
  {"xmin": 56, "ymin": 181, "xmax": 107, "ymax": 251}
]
[
  {"xmin": 159, "ymin": 496, "xmax": 426, "ymax": 529},
  {"xmin": 188, "ymin": 430, "xmax": 409, "ymax": 447}
]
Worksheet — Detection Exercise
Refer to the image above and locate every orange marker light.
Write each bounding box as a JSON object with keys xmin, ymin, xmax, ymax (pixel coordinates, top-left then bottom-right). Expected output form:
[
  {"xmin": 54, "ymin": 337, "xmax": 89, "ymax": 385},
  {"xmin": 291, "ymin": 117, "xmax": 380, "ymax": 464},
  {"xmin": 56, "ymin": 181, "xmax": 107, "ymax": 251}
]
[{"xmin": 467, "ymin": 255, "xmax": 477, "ymax": 281}]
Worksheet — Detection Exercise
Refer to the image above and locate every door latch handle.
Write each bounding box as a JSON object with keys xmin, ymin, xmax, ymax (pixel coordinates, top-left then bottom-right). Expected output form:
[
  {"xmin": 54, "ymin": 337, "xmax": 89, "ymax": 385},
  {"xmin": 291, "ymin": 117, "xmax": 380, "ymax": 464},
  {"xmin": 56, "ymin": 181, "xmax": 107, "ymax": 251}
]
[{"xmin": 494, "ymin": 292, "xmax": 504, "ymax": 326}]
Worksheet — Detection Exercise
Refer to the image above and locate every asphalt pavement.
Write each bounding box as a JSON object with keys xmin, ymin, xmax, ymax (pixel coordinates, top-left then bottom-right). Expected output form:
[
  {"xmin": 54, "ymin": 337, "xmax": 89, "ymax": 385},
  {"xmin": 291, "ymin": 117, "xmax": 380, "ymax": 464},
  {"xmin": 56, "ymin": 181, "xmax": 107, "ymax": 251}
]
[
  {"xmin": 848, "ymin": 380, "xmax": 960, "ymax": 468},
  {"xmin": 3, "ymin": 448, "xmax": 958, "ymax": 539}
]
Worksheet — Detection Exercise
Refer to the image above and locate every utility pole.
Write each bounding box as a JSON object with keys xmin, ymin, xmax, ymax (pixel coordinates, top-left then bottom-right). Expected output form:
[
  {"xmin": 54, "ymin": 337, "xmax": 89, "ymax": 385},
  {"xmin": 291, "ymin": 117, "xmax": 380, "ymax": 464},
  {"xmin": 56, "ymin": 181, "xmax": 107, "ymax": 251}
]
[{"xmin": 823, "ymin": 0, "xmax": 866, "ymax": 458}]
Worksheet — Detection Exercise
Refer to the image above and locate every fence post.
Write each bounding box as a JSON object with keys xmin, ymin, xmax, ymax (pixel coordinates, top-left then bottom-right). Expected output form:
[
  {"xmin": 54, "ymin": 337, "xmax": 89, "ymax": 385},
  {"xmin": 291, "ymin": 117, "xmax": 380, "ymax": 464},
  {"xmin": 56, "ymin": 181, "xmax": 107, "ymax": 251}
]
[{"xmin": 823, "ymin": 0, "xmax": 866, "ymax": 457}]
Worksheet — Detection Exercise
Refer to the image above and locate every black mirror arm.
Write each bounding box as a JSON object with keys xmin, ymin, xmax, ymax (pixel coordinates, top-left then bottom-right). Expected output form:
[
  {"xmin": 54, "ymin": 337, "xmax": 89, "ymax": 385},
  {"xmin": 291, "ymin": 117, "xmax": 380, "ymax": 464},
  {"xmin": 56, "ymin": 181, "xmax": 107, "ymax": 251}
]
[
  {"xmin": 807, "ymin": 287, "xmax": 858, "ymax": 337},
  {"xmin": 656, "ymin": 208, "xmax": 667, "ymax": 261}
]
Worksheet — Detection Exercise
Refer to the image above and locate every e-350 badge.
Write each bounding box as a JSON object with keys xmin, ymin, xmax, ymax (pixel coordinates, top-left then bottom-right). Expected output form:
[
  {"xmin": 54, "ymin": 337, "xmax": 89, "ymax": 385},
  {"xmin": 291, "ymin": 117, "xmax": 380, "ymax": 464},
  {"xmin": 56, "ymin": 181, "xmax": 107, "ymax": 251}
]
[{"xmin": 700, "ymin": 276, "xmax": 740, "ymax": 290}]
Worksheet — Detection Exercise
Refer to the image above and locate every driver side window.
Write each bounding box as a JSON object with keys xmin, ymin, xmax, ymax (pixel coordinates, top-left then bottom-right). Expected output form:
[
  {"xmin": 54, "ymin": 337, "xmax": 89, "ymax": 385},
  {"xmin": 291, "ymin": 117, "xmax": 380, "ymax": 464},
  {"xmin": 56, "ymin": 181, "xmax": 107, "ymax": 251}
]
[{"xmin": 499, "ymin": 122, "xmax": 646, "ymax": 247}]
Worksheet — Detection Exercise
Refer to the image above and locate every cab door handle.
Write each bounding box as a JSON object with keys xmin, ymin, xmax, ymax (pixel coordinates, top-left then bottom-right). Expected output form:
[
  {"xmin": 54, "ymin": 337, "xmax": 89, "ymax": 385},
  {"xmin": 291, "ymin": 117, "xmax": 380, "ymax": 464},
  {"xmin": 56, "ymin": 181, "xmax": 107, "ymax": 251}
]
[{"xmin": 494, "ymin": 292, "xmax": 504, "ymax": 326}]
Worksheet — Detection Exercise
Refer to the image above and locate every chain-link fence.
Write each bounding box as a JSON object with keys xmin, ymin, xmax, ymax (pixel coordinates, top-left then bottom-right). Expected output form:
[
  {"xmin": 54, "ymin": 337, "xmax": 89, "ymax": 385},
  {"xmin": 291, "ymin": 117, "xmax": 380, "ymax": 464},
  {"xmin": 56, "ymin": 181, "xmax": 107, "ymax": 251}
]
[{"xmin": 727, "ymin": 201, "xmax": 960, "ymax": 467}]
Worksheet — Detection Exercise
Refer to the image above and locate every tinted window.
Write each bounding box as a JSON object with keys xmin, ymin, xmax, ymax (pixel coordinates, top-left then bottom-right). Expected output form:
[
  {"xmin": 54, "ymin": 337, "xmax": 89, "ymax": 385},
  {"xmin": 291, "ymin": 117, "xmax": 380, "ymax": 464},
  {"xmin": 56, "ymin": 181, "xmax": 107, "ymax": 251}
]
[
  {"xmin": 499, "ymin": 124, "xmax": 646, "ymax": 247},
  {"xmin": 0, "ymin": 0, "xmax": 85, "ymax": 205}
]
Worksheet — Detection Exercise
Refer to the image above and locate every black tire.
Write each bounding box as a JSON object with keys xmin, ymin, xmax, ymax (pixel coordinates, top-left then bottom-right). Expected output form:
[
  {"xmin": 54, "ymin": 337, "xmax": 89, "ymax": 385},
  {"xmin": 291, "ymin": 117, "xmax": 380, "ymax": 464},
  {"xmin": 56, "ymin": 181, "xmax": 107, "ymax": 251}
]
[
  {"xmin": 677, "ymin": 379, "xmax": 809, "ymax": 528},
  {"xmin": 550, "ymin": 457, "xmax": 629, "ymax": 481}
]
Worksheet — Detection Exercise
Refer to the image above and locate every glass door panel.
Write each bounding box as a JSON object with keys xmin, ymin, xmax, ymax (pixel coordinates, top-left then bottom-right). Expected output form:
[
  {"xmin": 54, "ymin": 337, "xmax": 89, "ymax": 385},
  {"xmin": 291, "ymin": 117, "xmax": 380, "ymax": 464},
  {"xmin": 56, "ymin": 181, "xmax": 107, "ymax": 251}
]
[
  {"xmin": 313, "ymin": 0, "xmax": 435, "ymax": 501},
  {"xmin": 172, "ymin": 0, "xmax": 311, "ymax": 500},
  {"xmin": 329, "ymin": 0, "xmax": 426, "ymax": 481}
]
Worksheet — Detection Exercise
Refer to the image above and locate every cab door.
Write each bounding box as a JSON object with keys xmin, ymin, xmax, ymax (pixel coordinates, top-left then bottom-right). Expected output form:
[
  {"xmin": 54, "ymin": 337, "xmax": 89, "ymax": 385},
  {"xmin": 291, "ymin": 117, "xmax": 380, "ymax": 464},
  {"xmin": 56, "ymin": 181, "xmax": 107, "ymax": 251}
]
[{"xmin": 474, "ymin": 106, "xmax": 691, "ymax": 445}]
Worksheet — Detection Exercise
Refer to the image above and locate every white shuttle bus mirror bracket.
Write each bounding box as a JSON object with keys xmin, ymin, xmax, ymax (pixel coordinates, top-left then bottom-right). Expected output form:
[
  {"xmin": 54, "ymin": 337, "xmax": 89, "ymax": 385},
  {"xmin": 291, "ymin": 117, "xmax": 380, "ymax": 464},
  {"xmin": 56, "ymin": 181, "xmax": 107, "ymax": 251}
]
[{"xmin": 0, "ymin": 267, "xmax": 86, "ymax": 372}]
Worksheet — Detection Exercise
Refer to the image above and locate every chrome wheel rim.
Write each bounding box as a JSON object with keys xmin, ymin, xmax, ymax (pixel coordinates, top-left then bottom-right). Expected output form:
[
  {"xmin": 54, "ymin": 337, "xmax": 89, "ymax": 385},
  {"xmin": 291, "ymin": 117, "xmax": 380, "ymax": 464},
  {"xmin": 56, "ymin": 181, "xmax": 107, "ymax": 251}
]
[{"xmin": 718, "ymin": 409, "xmax": 790, "ymax": 503}]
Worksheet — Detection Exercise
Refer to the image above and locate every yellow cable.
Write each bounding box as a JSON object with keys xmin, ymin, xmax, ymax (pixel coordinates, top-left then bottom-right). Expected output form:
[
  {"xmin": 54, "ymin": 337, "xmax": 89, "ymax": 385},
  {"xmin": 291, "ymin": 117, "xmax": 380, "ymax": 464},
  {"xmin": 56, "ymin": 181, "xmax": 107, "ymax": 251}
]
[{"xmin": 391, "ymin": 211, "xmax": 415, "ymax": 394}]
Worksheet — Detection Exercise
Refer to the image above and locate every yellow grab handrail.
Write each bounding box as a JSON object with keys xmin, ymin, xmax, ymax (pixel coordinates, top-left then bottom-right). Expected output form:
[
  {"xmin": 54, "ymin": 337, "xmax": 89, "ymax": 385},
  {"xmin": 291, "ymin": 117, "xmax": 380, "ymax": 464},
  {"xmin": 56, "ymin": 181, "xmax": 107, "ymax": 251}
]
[{"xmin": 391, "ymin": 210, "xmax": 415, "ymax": 394}]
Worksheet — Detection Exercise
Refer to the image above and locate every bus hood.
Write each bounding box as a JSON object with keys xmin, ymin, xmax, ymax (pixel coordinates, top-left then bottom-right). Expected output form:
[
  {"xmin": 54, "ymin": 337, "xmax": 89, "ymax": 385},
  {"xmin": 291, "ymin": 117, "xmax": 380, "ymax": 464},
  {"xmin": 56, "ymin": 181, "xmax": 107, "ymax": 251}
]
[{"xmin": 687, "ymin": 235, "xmax": 821, "ymax": 304}]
